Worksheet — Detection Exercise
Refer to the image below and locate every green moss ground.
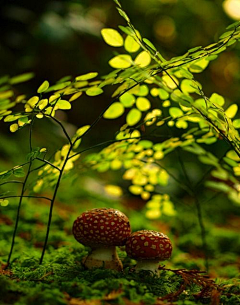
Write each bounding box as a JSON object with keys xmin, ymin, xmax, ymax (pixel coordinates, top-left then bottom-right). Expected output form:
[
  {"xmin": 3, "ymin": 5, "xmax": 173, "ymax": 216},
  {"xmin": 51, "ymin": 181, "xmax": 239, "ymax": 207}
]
[{"xmin": 0, "ymin": 184, "xmax": 239, "ymax": 305}]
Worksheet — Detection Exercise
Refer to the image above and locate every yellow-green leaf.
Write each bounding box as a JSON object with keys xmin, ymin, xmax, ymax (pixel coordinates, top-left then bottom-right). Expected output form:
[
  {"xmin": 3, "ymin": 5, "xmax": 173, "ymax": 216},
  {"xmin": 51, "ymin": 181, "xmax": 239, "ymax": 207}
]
[
  {"xmin": 225, "ymin": 104, "xmax": 238, "ymax": 118},
  {"xmin": 124, "ymin": 35, "xmax": 140, "ymax": 53},
  {"xmin": 10, "ymin": 72, "xmax": 34, "ymax": 85},
  {"xmin": 126, "ymin": 108, "xmax": 142, "ymax": 126},
  {"xmin": 37, "ymin": 80, "xmax": 49, "ymax": 93},
  {"xmin": 86, "ymin": 87, "xmax": 103, "ymax": 96},
  {"xmin": 10, "ymin": 123, "xmax": 18, "ymax": 132},
  {"xmin": 103, "ymin": 102, "xmax": 124, "ymax": 119},
  {"xmin": 109, "ymin": 55, "xmax": 132, "ymax": 69},
  {"xmin": 233, "ymin": 118, "xmax": 240, "ymax": 128},
  {"xmin": 129, "ymin": 185, "xmax": 143, "ymax": 195},
  {"xmin": 27, "ymin": 96, "xmax": 39, "ymax": 108},
  {"xmin": 75, "ymin": 72, "xmax": 98, "ymax": 81},
  {"xmin": 101, "ymin": 28, "xmax": 124, "ymax": 47},
  {"xmin": 169, "ymin": 107, "xmax": 183, "ymax": 118},
  {"xmin": 158, "ymin": 89, "xmax": 169, "ymax": 100},
  {"xmin": 104, "ymin": 185, "xmax": 123, "ymax": 197},
  {"xmin": 69, "ymin": 92, "xmax": 82, "ymax": 101},
  {"xmin": 38, "ymin": 99, "xmax": 48, "ymax": 110},
  {"xmin": 120, "ymin": 92, "xmax": 135, "ymax": 107},
  {"xmin": 136, "ymin": 97, "xmax": 151, "ymax": 111},
  {"xmin": 56, "ymin": 100, "xmax": 71, "ymax": 110},
  {"xmin": 162, "ymin": 75, "xmax": 179, "ymax": 89},
  {"xmin": 76, "ymin": 125, "xmax": 90, "ymax": 137},
  {"xmin": 134, "ymin": 51, "xmax": 151, "ymax": 67},
  {"xmin": 0, "ymin": 199, "xmax": 9, "ymax": 207},
  {"xmin": 210, "ymin": 93, "xmax": 225, "ymax": 106}
]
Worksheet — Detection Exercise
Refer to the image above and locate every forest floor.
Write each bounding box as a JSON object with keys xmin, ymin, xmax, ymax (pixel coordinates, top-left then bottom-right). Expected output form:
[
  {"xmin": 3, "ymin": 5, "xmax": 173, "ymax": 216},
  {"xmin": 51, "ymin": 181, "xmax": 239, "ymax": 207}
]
[{"xmin": 0, "ymin": 191, "xmax": 240, "ymax": 305}]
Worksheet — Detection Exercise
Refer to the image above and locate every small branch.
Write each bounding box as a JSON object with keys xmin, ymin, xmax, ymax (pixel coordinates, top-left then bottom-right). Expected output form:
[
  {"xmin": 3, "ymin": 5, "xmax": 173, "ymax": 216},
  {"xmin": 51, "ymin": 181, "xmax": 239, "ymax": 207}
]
[
  {"xmin": 45, "ymin": 115, "xmax": 72, "ymax": 145},
  {"xmin": 0, "ymin": 195, "xmax": 51, "ymax": 201},
  {"xmin": 0, "ymin": 181, "xmax": 23, "ymax": 186},
  {"xmin": 35, "ymin": 158, "xmax": 61, "ymax": 172}
]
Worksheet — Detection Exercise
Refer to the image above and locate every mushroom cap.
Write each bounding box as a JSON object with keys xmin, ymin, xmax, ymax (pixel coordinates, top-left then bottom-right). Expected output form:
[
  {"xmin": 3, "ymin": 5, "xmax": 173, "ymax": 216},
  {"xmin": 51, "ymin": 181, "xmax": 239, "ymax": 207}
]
[
  {"xmin": 72, "ymin": 208, "xmax": 131, "ymax": 247},
  {"xmin": 125, "ymin": 230, "xmax": 172, "ymax": 260}
]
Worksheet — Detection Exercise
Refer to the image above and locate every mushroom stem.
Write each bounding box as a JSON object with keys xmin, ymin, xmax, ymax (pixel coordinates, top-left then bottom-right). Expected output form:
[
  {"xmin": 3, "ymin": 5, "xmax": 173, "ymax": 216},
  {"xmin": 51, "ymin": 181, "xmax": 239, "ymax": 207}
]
[
  {"xmin": 135, "ymin": 259, "xmax": 160, "ymax": 274},
  {"xmin": 83, "ymin": 246, "xmax": 123, "ymax": 271}
]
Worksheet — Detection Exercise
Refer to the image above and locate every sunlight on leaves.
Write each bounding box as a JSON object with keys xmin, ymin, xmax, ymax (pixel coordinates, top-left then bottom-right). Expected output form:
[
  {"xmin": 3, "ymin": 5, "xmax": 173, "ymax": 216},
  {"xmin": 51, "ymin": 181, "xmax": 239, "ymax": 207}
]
[
  {"xmin": 109, "ymin": 55, "xmax": 132, "ymax": 68},
  {"xmin": 124, "ymin": 35, "xmax": 140, "ymax": 53},
  {"xmin": 104, "ymin": 185, "xmax": 123, "ymax": 197},
  {"xmin": 101, "ymin": 28, "xmax": 124, "ymax": 47},
  {"xmin": 103, "ymin": 102, "xmax": 125, "ymax": 119},
  {"xmin": 134, "ymin": 51, "xmax": 151, "ymax": 67},
  {"xmin": 86, "ymin": 87, "xmax": 103, "ymax": 96},
  {"xmin": 75, "ymin": 72, "xmax": 98, "ymax": 81},
  {"xmin": 126, "ymin": 108, "xmax": 142, "ymax": 126},
  {"xmin": 37, "ymin": 80, "xmax": 50, "ymax": 93},
  {"xmin": 225, "ymin": 104, "xmax": 238, "ymax": 118}
]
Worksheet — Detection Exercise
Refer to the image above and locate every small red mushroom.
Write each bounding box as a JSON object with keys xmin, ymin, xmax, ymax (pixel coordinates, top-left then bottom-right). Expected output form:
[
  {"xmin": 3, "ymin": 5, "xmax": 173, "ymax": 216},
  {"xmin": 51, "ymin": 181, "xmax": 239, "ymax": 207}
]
[
  {"xmin": 125, "ymin": 230, "xmax": 172, "ymax": 274},
  {"xmin": 72, "ymin": 208, "xmax": 131, "ymax": 271}
]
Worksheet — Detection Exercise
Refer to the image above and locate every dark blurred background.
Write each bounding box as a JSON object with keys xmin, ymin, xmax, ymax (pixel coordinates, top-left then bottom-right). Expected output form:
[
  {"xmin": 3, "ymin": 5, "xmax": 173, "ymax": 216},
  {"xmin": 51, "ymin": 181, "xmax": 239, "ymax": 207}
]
[{"xmin": 0, "ymin": 0, "xmax": 239, "ymax": 159}]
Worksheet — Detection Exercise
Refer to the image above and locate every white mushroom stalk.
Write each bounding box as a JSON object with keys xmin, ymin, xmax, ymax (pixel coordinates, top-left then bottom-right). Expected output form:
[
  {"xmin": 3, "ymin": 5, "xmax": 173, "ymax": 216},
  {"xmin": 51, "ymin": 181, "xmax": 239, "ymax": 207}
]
[{"xmin": 73, "ymin": 208, "xmax": 131, "ymax": 271}]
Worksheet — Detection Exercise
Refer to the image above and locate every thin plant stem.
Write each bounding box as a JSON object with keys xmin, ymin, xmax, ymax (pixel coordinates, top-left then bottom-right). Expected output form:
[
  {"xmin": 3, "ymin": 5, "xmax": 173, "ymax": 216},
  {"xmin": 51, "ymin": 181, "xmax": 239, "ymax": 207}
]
[
  {"xmin": 0, "ymin": 195, "xmax": 51, "ymax": 201},
  {"xmin": 7, "ymin": 161, "xmax": 33, "ymax": 267},
  {"xmin": 39, "ymin": 143, "xmax": 73, "ymax": 264},
  {"xmin": 6, "ymin": 117, "xmax": 35, "ymax": 267}
]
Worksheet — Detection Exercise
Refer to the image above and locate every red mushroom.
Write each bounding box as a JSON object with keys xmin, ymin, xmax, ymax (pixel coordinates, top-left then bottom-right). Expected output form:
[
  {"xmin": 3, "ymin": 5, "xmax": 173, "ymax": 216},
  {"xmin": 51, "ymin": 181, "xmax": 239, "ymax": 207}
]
[
  {"xmin": 72, "ymin": 208, "xmax": 131, "ymax": 271},
  {"xmin": 125, "ymin": 230, "xmax": 172, "ymax": 274}
]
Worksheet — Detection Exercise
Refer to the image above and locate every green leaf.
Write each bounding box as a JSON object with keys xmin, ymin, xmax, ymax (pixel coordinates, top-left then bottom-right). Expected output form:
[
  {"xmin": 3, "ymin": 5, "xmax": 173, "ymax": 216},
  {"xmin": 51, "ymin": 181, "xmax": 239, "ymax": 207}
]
[
  {"xmin": 139, "ymin": 140, "xmax": 153, "ymax": 148},
  {"xmin": 56, "ymin": 100, "xmax": 71, "ymax": 110},
  {"xmin": 13, "ymin": 167, "xmax": 25, "ymax": 177},
  {"xmin": 225, "ymin": 104, "xmax": 238, "ymax": 118},
  {"xmin": 198, "ymin": 154, "xmax": 219, "ymax": 166},
  {"xmin": 113, "ymin": 0, "xmax": 121, "ymax": 7},
  {"xmin": 205, "ymin": 181, "xmax": 231, "ymax": 193},
  {"xmin": 86, "ymin": 87, "xmax": 103, "ymax": 96},
  {"xmin": 210, "ymin": 93, "xmax": 225, "ymax": 106},
  {"xmin": 10, "ymin": 123, "xmax": 18, "ymax": 132},
  {"xmin": 143, "ymin": 38, "xmax": 157, "ymax": 51},
  {"xmin": 223, "ymin": 157, "xmax": 239, "ymax": 167},
  {"xmin": 10, "ymin": 72, "xmax": 34, "ymax": 85},
  {"xmin": 124, "ymin": 35, "xmax": 140, "ymax": 53},
  {"xmin": 233, "ymin": 118, "xmax": 240, "ymax": 128},
  {"xmin": 136, "ymin": 97, "xmax": 151, "ymax": 111},
  {"xmin": 181, "ymin": 79, "xmax": 198, "ymax": 94},
  {"xmin": 103, "ymin": 102, "xmax": 124, "ymax": 119},
  {"xmin": 37, "ymin": 80, "xmax": 50, "ymax": 93},
  {"xmin": 118, "ymin": 25, "xmax": 134, "ymax": 36},
  {"xmin": 226, "ymin": 21, "xmax": 240, "ymax": 30},
  {"xmin": 134, "ymin": 51, "xmax": 151, "ymax": 68},
  {"xmin": 47, "ymin": 81, "xmax": 71, "ymax": 92},
  {"xmin": 126, "ymin": 108, "xmax": 142, "ymax": 126},
  {"xmin": 169, "ymin": 107, "xmax": 183, "ymax": 118},
  {"xmin": 119, "ymin": 92, "xmax": 135, "ymax": 107},
  {"xmin": 76, "ymin": 125, "xmax": 91, "ymax": 137},
  {"xmin": 0, "ymin": 199, "xmax": 9, "ymax": 207},
  {"xmin": 0, "ymin": 90, "xmax": 14, "ymax": 100},
  {"xmin": 109, "ymin": 55, "xmax": 132, "ymax": 68},
  {"xmin": 219, "ymin": 31, "xmax": 234, "ymax": 39},
  {"xmin": 116, "ymin": 7, "xmax": 130, "ymax": 22},
  {"xmin": 158, "ymin": 89, "xmax": 169, "ymax": 100},
  {"xmin": 75, "ymin": 72, "xmax": 98, "ymax": 81},
  {"xmin": 101, "ymin": 28, "xmax": 124, "ymax": 47},
  {"xmin": 189, "ymin": 58, "xmax": 209, "ymax": 73}
]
